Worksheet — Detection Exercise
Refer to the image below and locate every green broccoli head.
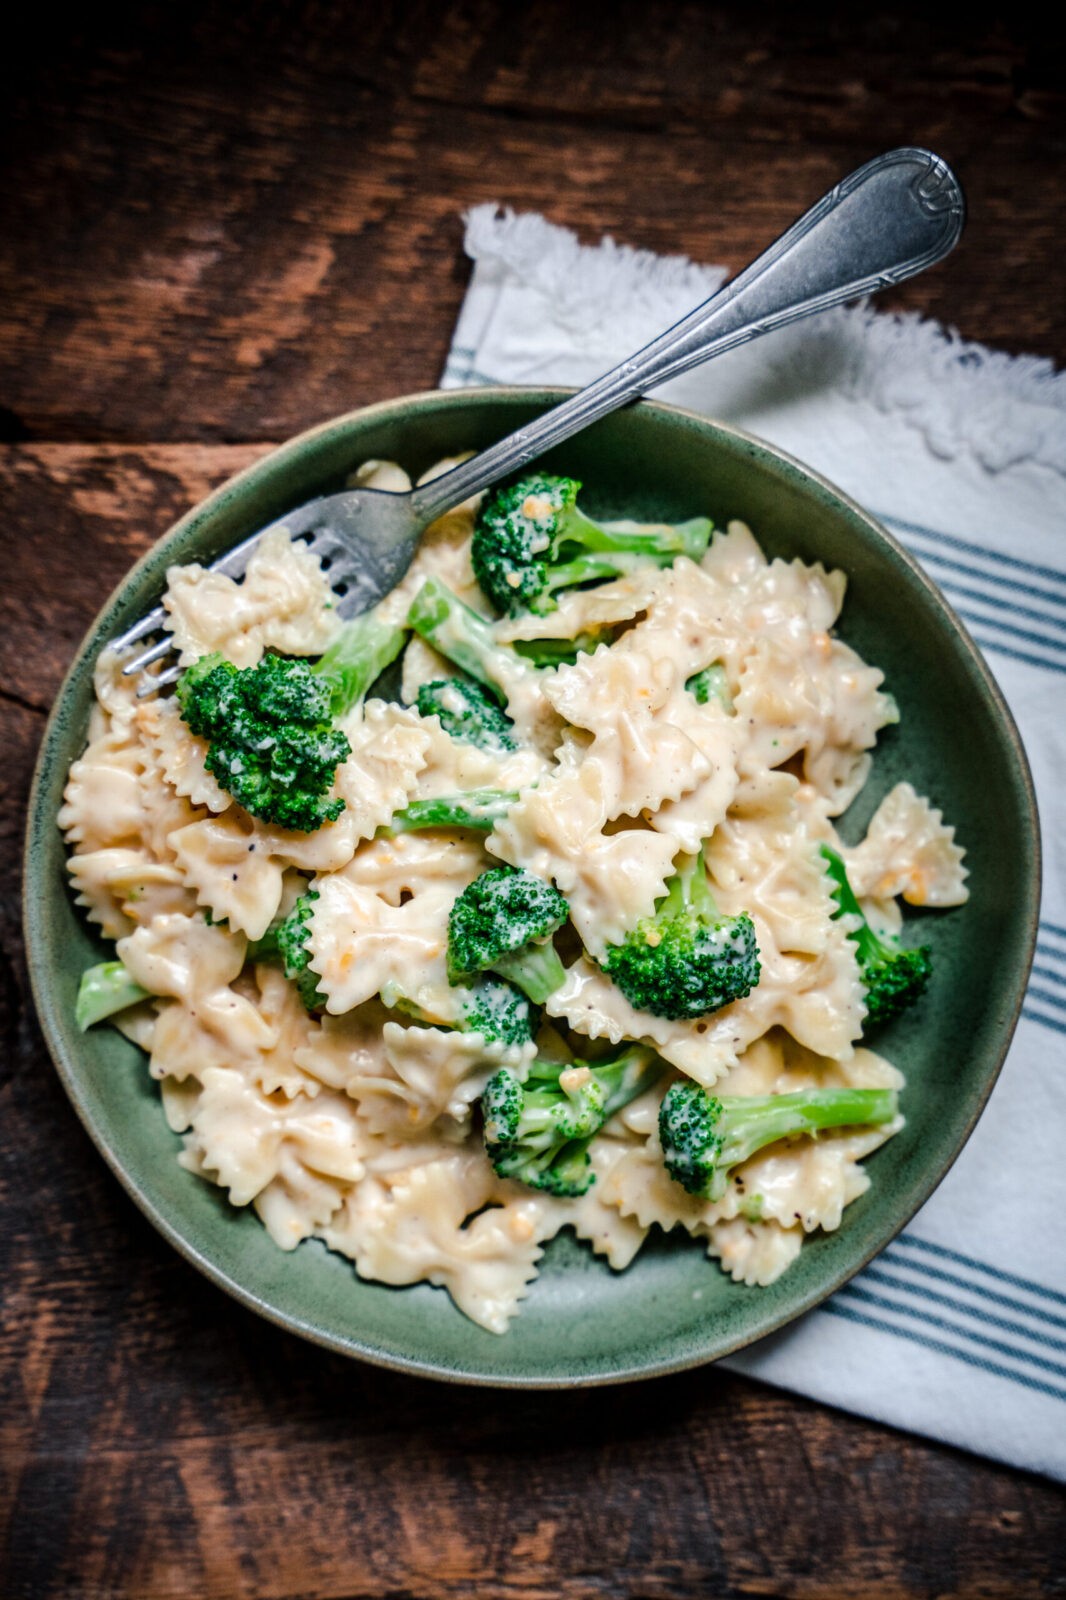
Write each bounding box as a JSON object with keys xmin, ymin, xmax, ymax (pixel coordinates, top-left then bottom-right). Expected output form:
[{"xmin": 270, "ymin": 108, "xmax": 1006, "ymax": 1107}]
[
  {"xmin": 176, "ymin": 652, "xmax": 351, "ymax": 832},
  {"xmin": 471, "ymin": 473, "xmax": 712, "ymax": 617},
  {"xmin": 447, "ymin": 865, "xmax": 569, "ymax": 1003},
  {"xmin": 659, "ymin": 1080, "xmax": 899, "ymax": 1201},
  {"xmin": 482, "ymin": 1045, "xmax": 662, "ymax": 1196},
  {"xmin": 273, "ymin": 889, "xmax": 325, "ymax": 1011},
  {"xmin": 460, "ymin": 976, "xmax": 540, "ymax": 1048},
  {"xmin": 416, "ymin": 677, "xmax": 517, "ymax": 754},
  {"xmin": 820, "ymin": 844, "xmax": 933, "ymax": 1026},
  {"xmin": 601, "ymin": 852, "xmax": 760, "ymax": 1020}
]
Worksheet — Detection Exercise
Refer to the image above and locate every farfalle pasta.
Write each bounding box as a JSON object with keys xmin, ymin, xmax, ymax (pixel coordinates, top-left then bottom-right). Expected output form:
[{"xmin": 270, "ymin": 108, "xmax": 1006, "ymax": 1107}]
[{"xmin": 61, "ymin": 459, "xmax": 968, "ymax": 1333}]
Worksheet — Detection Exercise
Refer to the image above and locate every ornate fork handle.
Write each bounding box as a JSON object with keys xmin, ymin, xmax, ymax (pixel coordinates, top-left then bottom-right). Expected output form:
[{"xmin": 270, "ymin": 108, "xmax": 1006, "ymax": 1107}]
[{"xmin": 413, "ymin": 147, "xmax": 964, "ymax": 525}]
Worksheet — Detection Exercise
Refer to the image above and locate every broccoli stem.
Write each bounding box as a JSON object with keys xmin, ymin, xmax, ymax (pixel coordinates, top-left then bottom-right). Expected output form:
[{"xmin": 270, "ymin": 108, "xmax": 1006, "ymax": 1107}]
[
  {"xmin": 659, "ymin": 1081, "xmax": 899, "ymax": 1200},
  {"xmin": 557, "ymin": 508, "xmax": 711, "ymax": 558},
  {"xmin": 490, "ymin": 938, "xmax": 567, "ymax": 1005},
  {"xmin": 407, "ymin": 578, "xmax": 524, "ymax": 704},
  {"xmin": 382, "ymin": 789, "xmax": 520, "ymax": 835},
  {"xmin": 76, "ymin": 961, "xmax": 149, "ymax": 1030},
  {"xmin": 662, "ymin": 849, "xmax": 718, "ymax": 919},
  {"xmin": 311, "ymin": 611, "xmax": 407, "ymax": 716},
  {"xmin": 512, "ymin": 632, "xmax": 602, "ymax": 667},
  {"xmin": 713, "ymin": 1088, "xmax": 898, "ymax": 1168}
]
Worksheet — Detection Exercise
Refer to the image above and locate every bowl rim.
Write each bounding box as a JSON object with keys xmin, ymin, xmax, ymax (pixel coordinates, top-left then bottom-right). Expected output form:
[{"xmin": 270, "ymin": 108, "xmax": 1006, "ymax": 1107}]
[{"xmin": 24, "ymin": 385, "xmax": 1042, "ymax": 1386}]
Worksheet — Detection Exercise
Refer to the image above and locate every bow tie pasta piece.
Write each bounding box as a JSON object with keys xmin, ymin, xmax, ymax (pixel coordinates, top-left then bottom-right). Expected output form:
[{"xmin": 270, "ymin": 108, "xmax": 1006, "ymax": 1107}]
[
  {"xmin": 243, "ymin": 965, "xmax": 327, "ymax": 1098},
  {"xmin": 544, "ymin": 641, "xmax": 679, "ymax": 724},
  {"xmin": 333, "ymin": 700, "xmax": 434, "ymax": 838},
  {"xmin": 707, "ymin": 769, "xmax": 842, "ymax": 960},
  {"xmin": 493, "ymin": 564, "xmax": 670, "ymax": 644},
  {"xmin": 699, "ymin": 519, "xmax": 768, "ymax": 585},
  {"xmin": 62, "ymin": 682, "xmax": 214, "ymax": 934},
  {"xmin": 291, "ymin": 999, "xmax": 393, "ymax": 1094},
  {"xmin": 487, "ymin": 769, "xmax": 680, "ymax": 959},
  {"xmin": 68, "ymin": 849, "xmax": 193, "ymax": 940},
  {"xmin": 842, "ymin": 782, "xmax": 970, "ymax": 908},
  {"xmin": 163, "ymin": 528, "xmax": 341, "ymax": 669},
  {"xmin": 59, "ymin": 725, "xmax": 146, "ymax": 851},
  {"xmin": 168, "ymin": 811, "xmax": 302, "ymax": 941},
  {"xmin": 307, "ymin": 864, "xmax": 457, "ymax": 1016},
  {"xmin": 149, "ymin": 990, "xmax": 277, "ymax": 1087},
  {"xmin": 342, "ymin": 1023, "xmax": 537, "ymax": 1138},
  {"xmin": 343, "ymin": 831, "xmax": 491, "ymax": 903},
  {"xmin": 545, "ymin": 956, "xmax": 752, "ymax": 1086},
  {"xmin": 115, "ymin": 913, "xmax": 275, "ymax": 1088},
  {"xmin": 704, "ymin": 1218, "xmax": 805, "ymax": 1286},
  {"xmin": 733, "ymin": 631, "xmax": 897, "ymax": 815},
  {"xmin": 644, "ymin": 695, "xmax": 743, "ymax": 856},
  {"xmin": 319, "ymin": 1148, "xmax": 551, "ymax": 1334},
  {"xmin": 137, "ymin": 695, "xmax": 233, "ymax": 813},
  {"xmin": 117, "ymin": 910, "xmax": 244, "ymax": 999},
  {"xmin": 179, "ymin": 1064, "xmax": 365, "ymax": 1210},
  {"xmin": 164, "ymin": 739, "xmax": 428, "ymax": 941},
  {"xmin": 254, "ymin": 1145, "xmax": 359, "ymax": 1251},
  {"xmin": 532, "ymin": 1137, "xmax": 651, "ymax": 1270}
]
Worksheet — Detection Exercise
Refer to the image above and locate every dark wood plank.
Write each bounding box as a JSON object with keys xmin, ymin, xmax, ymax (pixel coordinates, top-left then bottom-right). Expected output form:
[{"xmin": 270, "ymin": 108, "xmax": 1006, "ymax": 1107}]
[
  {"xmin": 2, "ymin": 2, "xmax": 1064, "ymax": 444},
  {"xmin": 1, "ymin": 446, "xmax": 1063, "ymax": 1600}
]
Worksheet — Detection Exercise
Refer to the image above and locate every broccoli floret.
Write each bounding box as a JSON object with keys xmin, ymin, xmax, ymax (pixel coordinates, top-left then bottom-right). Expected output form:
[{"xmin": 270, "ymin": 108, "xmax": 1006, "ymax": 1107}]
[
  {"xmin": 416, "ymin": 677, "xmax": 517, "ymax": 754},
  {"xmin": 601, "ymin": 850, "xmax": 760, "ymax": 1020},
  {"xmin": 382, "ymin": 973, "xmax": 539, "ymax": 1048},
  {"xmin": 686, "ymin": 662, "xmax": 733, "ymax": 711},
  {"xmin": 383, "ymin": 788, "xmax": 519, "ymax": 835},
  {"xmin": 447, "ymin": 865, "xmax": 568, "ymax": 1003},
  {"xmin": 659, "ymin": 1080, "xmax": 899, "ymax": 1200},
  {"xmin": 248, "ymin": 888, "xmax": 325, "ymax": 1011},
  {"xmin": 483, "ymin": 1044, "xmax": 662, "ymax": 1196},
  {"xmin": 175, "ymin": 610, "xmax": 406, "ymax": 831},
  {"xmin": 408, "ymin": 578, "xmax": 530, "ymax": 705},
  {"xmin": 75, "ymin": 960, "xmax": 149, "ymax": 1030},
  {"xmin": 176, "ymin": 652, "xmax": 351, "ymax": 832},
  {"xmin": 461, "ymin": 976, "xmax": 540, "ymax": 1048},
  {"xmin": 820, "ymin": 844, "xmax": 933, "ymax": 1026},
  {"xmin": 311, "ymin": 611, "xmax": 407, "ymax": 716},
  {"xmin": 471, "ymin": 473, "xmax": 712, "ymax": 617}
]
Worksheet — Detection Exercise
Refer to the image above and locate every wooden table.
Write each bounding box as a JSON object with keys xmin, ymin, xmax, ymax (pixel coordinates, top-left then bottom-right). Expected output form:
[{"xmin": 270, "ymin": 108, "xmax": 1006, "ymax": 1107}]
[{"xmin": 2, "ymin": 6, "xmax": 1063, "ymax": 1595}]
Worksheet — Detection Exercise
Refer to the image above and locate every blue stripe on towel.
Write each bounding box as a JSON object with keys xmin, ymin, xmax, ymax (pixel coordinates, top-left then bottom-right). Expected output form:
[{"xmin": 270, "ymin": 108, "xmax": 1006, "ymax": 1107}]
[{"xmin": 822, "ymin": 1302, "xmax": 1066, "ymax": 1403}]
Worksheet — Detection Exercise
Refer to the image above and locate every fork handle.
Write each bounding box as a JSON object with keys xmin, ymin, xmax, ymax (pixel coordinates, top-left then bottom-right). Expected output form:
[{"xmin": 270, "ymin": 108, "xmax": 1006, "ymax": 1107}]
[{"xmin": 411, "ymin": 146, "xmax": 964, "ymax": 524}]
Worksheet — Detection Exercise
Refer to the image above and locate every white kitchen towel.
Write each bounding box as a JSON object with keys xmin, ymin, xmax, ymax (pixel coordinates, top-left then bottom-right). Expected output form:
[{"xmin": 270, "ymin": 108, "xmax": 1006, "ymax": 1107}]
[{"xmin": 443, "ymin": 204, "xmax": 1066, "ymax": 1483}]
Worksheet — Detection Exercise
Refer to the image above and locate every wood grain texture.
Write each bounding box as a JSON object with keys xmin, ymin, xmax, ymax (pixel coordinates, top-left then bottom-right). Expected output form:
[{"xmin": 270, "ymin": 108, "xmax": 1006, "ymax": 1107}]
[
  {"xmin": 2, "ymin": 3, "xmax": 1065, "ymax": 1595},
  {"xmin": 2, "ymin": 2, "xmax": 1064, "ymax": 444}
]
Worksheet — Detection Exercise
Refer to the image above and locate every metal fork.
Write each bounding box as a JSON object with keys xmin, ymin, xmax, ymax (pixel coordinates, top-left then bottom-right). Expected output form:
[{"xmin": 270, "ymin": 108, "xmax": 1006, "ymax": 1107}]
[{"xmin": 116, "ymin": 147, "xmax": 964, "ymax": 689}]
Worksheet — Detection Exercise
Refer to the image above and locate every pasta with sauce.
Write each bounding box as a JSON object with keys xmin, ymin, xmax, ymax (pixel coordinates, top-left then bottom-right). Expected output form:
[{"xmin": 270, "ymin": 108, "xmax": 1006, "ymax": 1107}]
[{"xmin": 60, "ymin": 457, "xmax": 968, "ymax": 1333}]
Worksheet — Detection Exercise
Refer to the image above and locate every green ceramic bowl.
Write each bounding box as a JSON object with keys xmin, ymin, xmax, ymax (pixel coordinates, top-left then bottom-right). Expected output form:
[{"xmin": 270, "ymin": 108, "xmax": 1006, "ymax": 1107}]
[{"xmin": 25, "ymin": 389, "xmax": 1039, "ymax": 1385}]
